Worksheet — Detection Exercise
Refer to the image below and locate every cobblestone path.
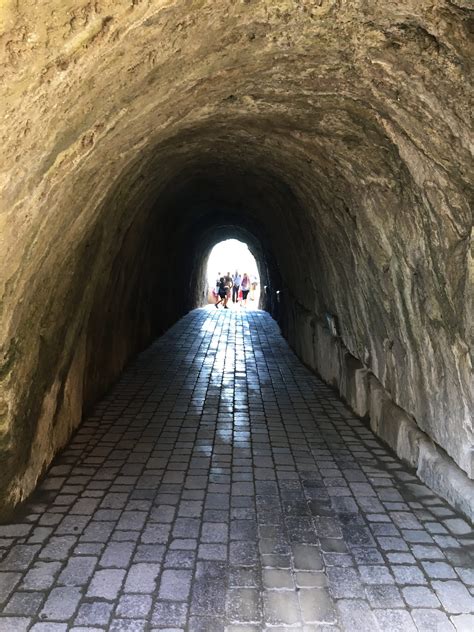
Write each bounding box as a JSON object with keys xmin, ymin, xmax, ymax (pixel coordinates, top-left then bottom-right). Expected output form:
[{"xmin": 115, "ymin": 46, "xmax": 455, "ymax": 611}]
[{"xmin": 0, "ymin": 308, "xmax": 473, "ymax": 632}]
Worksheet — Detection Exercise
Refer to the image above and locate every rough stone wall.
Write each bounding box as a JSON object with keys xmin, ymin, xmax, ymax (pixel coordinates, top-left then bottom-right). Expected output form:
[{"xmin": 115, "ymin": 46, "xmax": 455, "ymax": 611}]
[{"xmin": 0, "ymin": 0, "xmax": 472, "ymax": 519}]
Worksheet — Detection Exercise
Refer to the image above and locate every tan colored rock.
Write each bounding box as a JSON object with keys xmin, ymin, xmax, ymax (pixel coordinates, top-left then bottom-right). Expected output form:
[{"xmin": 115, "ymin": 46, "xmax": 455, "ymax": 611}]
[{"xmin": 0, "ymin": 0, "xmax": 472, "ymax": 518}]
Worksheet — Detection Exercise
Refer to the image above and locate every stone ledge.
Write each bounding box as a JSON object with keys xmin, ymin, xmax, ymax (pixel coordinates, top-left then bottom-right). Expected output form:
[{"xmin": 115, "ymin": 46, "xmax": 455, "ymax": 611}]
[{"xmin": 286, "ymin": 304, "xmax": 474, "ymax": 523}]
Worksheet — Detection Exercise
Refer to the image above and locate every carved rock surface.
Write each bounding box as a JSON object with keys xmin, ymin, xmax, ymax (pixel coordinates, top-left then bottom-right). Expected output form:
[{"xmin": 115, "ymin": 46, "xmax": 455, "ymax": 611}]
[{"xmin": 0, "ymin": 0, "xmax": 472, "ymax": 518}]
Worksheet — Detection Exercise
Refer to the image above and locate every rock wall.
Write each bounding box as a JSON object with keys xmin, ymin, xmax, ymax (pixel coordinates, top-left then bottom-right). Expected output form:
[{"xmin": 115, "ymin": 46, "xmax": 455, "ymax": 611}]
[{"xmin": 0, "ymin": 0, "xmax": 472, "ymax": 519}]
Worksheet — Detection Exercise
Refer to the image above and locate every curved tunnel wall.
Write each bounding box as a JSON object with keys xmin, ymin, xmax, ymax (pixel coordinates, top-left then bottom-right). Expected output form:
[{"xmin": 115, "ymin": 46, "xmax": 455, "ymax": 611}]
[{"xmin": 0, "ymin": 0, "xmax": 472, "ymax": 519}]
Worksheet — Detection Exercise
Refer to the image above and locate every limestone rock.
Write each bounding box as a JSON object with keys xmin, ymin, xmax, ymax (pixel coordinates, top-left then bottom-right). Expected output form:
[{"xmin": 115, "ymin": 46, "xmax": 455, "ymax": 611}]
[{"xmin": 0, "ymin": 0, "xmax": 472, "ymax": 518}]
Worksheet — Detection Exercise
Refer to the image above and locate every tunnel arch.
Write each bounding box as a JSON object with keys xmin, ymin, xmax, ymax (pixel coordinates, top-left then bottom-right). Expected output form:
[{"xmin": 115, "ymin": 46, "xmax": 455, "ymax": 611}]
[
  {"xmin": 0, "ymin": 1, "xmax": 472, "ymax": 519},
  {"xmin": 190, "ymin": 227, "xmax": 272, "ymax": 311}
]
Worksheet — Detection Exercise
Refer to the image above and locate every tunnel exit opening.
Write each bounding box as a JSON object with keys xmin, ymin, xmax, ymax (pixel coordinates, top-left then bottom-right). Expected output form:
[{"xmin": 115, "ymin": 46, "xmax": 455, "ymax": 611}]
[{"xmin": 206, "ymin": 239, "xmax": 261, "ymax": 308}]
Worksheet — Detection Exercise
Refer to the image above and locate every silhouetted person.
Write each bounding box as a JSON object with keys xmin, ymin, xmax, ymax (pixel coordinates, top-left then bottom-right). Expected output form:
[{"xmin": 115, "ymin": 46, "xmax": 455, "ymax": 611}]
[
  {"xmin": 241, "ymin": 272, "xmax": 250, "ymax": 307},
  {"xmin": 224, "ymin": 271, "xmax": 232, "ymax": 303},
  {"xmin": 215, "ymin": 277, "xmax": 229, "ymax": 309},
  {"xmin": 214, "ymin": 272, "xmax": 221, "ymax": 305},
  {"xmin": 250, "ymin": 274, "xmax": 258, "ymax": 300},
  {"xmin": 232, "ymin": 271, "xmax": 241, "ymax": 303}
]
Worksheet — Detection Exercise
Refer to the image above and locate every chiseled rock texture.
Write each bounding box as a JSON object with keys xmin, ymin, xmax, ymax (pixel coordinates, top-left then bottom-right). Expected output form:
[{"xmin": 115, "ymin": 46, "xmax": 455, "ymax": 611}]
[{"xmin": 0, "ymin": 0, "xmax": 472, "ymax": 519}]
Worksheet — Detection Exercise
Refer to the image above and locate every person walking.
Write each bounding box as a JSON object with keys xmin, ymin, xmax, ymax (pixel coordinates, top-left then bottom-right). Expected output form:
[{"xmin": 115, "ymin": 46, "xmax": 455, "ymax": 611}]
[
  {"xmin": 213, "ymin": 272, "xmax": 221, "ymax": 306},
  {"xmin": 224, "ymin": 271, "xmax": 233, "ymax": 305},
  {"xmin": 232, "ymin": 271, "xmax": 241, "ymax": 304},
  {"xmin": 250, "ymin": 274, "xmax": 258, "ymax": 301},
  {"xmin": 240, "ymin": 272, "xmax": 251, "ymax": 307},
  {"xmin": 215, "ymin": 276, "xmax": 229, "ymax": 308}
]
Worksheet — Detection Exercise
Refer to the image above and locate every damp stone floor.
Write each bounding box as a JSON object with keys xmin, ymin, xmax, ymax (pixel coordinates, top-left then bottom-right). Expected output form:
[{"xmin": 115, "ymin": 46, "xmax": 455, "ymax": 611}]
[{"xmin": 0, "ymin": 307, "xmax": 473, "ymax": 632}]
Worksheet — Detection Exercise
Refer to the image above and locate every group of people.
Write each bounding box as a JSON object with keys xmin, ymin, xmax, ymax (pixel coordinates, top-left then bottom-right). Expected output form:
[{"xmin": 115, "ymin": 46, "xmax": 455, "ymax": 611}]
[{"xmin": 214, "ymin": 271, "xmax": 257, "ymax": 309}]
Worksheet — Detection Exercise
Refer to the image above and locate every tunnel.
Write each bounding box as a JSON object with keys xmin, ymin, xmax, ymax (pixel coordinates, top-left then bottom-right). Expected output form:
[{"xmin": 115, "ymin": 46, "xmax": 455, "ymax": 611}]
[{"xmin": 0, "ymin": 0, "xmax": 473, "ymax": 528}]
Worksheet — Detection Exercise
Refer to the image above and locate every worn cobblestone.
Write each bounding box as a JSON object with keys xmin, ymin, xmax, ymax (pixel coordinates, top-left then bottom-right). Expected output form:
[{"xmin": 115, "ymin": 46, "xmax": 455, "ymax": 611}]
[{"xmin": 0, "ymin": 308, "xmax": 472, "ymax": 630}]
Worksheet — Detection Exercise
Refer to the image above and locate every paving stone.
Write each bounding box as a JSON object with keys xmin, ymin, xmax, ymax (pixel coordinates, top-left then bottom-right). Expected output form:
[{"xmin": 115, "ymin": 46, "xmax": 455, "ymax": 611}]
[
  {"xmin": 229, "ymin": 567, "xmax": 260, "ymax": 588},
  {"xmin": 74, "ymin": 601, "xmax": 113, "ymax": 626},
  {"xmin": 296, "ymin": 571, "xmax": 327, "ymax": 588},
  {"xmin": 337, "ymin": 599, "xmax": 379, "ymax": 631},
  {"xmin": 0, "ymin": 572, "xmax": 21, "ymax": 604},
  {"xmin": 4, "ymin": 590, "xmax": 44, "ymax": 615},
  {"xmin": 450, "ymin": 613, "xmax": 474, "ymax": 631},
  {"xmin": 0, "ymin": 618, "xmax": 31, "ymax": 632},
  {"xmin": 188, "ymin": 616, "xmax": 225, "ymax": 631},
  {"xmin": 134, "ymin": 543, "xmax": 165, "ymax": 562},
  {"xmin": 327, "ymin": 567, "xmax": 364, "ymax": 598},
  {"xmin": 377, "ymin": 536, "xmax": 409, "ymax": 551},
  {"xmin": 0, "ymin": 545, "xmax": 39, "ymax": 570},
  {"xmin": 226, "ymin": 588, "xmax": 261, "ymax": 622},
  {"xmin": 422, "ymin": 560, "xmax": 457, "ymax": 579},
  {"xmin": 201, "ymin": 522, "xmax": 228, "ymax": 543},
  {"xmin": 359, "ymin": 564, "xmax": 394, "ymax": 584},
  {"xmin": 402, "ymin": 585, "xmax": 441, "ymax": 608},
  {"xmin": 455, "ymin": 567, "xmax": 474, "ymax": 585},
  {"xmin": 390, "ymin": 512, "xmax": 423, "ymax": 529},
  {"xmin": 198, "ymin": 543, "xmax": 227, "ymax": 561},
  {"xmin": 366, "ymin": 584, "xmax": 404, "ymax": 607},
  {"xmin": 263, "ymin": 590, "xmax": 300, "ymax": 625},
  {"xmin": 70, "ymin": 498, "xmax": 100, "ymax": 515},
  {"xmin": 40, "ymin": 586, "xmax": 82, "ymax": 620},
  {"xmin": 230, "ymin": 520, "xmax": 258, "ymax": 541},
  {"xmin": 152, "ymin": 600, "xmax": 189, "ymax": 626},
  {"xmin": 74, "ymin": 542, "xmax": 104, "ymax": 556},
  {"xmin": 58, "ymin": 556, "xmax": 97, "ymax": 586},
  {"xmin": 374, "ymin": 608, "xmax": 417, "ymax": 632},
  {"xmin": 100, "ymin": 541, "xmax": 134, "ymax": 567},
  {"xmin": 292, "ymin": 544, "xmax": 323, "ymax": 571},
  {"xmin": 299, "ymin": 587, "xmax": 336, "ymax": 623},
  {"xmin": 116, "ymin": 594, "xmax": 152, "ymax": 618},
  {"xmin": 442, "ymin": 519, "xmax": 472, "ymax": 536},
  {"xmin": 411, "ymin": 544, "xmax": 445, "ymax": 560},
  {"xmin": 164, "ymin": 549, "xmax": 196, "ymax": 569},
  {"xmin": 191, "ymin": 561, "xmax": 226, "ymax": 616},
  {"xmin": 28, "ymin": 526, "xmax": 54, "ymax": 542},
  {"xmin": 411, "ymin": 608, "xmax": 456, "ymax": 631},
  {"xmin": 387, "ymin": 552, "xmax": 417, "ymax": 564},
  {"xmin": 432, "ymin": 580, "xmax": 474, "ymax": 614},
  {"xmin": 87, "ymin": 568, "xmax": 125, "ymax": 599},
  {"xmin": 125, "ymin": 563, "xmax": 160, "ymax": 593},
  {"xmin": 159, "ymin": 569, "xmax": 193, "ymax": 601},
  {"xmin": 403, "ymin": 529, "xmax": 434, "ymax": 544},
  {"xmin": 392, "ymin": 564, "xmax": 427, "ymax": 584},
  {"xmin": 117, "ymin": 511, "xmax": 147, "ymax": 531},
  {"xmin": 342, "ymin": 524, "xmax": 376, "ymax": 547},
  {"xmin": 0, "ymin": 525, "xmax": 32, "ymax": 538},
  {"xmin": 351, "ymin": 547, "xmax": 384, "ymax": 565},
  {"xmin": 80, "ymin": 522, "xmax": 114, "ymax": 542},
  {"xmin": 262, "ymin": 568, "xmax": 294, "ymax": 589},
  {"xmin": 230, "ymin": 541, "xmax": 258, "ymax": 566},
  {"xmin": 40, "ymin": 537, "xmax": 76, "ymax": 560},
  {"xmin": 173, "ymin": 519, "xmax": 200, "ymax": 539},
  {"xmin": 175, "ymin": 501, "xmax": 200, "ymax": 518},
  {"xmin": 20, "ymin": 561, "xmax": 61, "ymax": 590}
]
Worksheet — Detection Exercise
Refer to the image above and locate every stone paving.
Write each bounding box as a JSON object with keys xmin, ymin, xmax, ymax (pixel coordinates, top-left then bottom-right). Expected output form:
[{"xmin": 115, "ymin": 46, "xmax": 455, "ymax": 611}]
[{"xmin": 0, "ymin": 307, "xmax": 473, "ymax": 632}]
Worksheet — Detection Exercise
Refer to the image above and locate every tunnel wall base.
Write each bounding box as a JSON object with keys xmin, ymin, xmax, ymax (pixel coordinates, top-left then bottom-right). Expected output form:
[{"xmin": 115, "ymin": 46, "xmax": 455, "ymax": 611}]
[{"xmin": 284, "ymin": 301, "xmax": 474, "ymax": 523}]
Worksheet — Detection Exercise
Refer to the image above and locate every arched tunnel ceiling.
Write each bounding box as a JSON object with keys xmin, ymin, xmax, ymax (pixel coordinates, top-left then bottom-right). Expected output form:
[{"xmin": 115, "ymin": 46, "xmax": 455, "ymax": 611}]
[{"xmin": 0, "ymin": 0, "xmax": 472, "ymax": 517}]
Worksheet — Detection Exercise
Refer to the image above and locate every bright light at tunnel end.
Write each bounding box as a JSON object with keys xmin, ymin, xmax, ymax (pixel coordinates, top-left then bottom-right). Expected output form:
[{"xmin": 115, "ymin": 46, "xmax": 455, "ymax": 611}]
[
  {"xmin": 206, "ymin": 239, "xmax": 261, "ymax": 309},
  {"xmin": 207, "ymin": 239, "xmax": 259, "ymax": 287}
]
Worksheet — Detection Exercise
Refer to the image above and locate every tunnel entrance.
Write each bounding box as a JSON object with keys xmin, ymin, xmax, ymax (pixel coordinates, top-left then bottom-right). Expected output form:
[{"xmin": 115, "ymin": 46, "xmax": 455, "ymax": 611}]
[{"xmin": 205, "ymin": 239, "xmax": 261, "ymax": 308}]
